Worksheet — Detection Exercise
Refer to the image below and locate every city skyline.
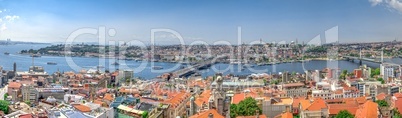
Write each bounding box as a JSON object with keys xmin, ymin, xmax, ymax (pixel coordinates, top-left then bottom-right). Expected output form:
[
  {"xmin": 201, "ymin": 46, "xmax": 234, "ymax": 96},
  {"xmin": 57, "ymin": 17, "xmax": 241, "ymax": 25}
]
[{"xmin": 0, "ymin": 0, "xmax": 401, "ymax": 44}]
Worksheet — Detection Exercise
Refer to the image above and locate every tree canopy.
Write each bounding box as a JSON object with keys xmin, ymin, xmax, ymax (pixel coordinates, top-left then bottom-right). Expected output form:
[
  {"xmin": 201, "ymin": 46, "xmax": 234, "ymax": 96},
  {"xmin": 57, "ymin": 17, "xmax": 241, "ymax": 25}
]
[
  {"xmin": 340, "ymin": 70, "xmax": 348, "ymax": 80},
  {"xmin": 141, "ymin": 111, "xmax": 148, "ymax": 118},
  {"xmin": 393, "ymin": 108, "xmax": 402, "ymax": 118},
  {"xmin": 230, "ymin": 104, "xmax": 237, "ymax": 118},
  {"xmin": 0, "ymin": 100, "xmax": 10, "ymax": 114},
  {"xmin": 376, "ymin": 100, "xmax": 388, "ymax": 107},
  {"xmin": 377, "ymin": 78, "xmax": 385, "ymax": 84},
  {"xmin": 371, "ymin": 68, "xmax": 380, "ymax": 77},
  {"xmin": 335, "ymin": 110, "xmax": 354, "ymax": 118},
  {"xmin": 3, "ymin": 93, "xmax": 8, "ymax": 100},
  {"xmin": 230, "ymin": 97, "xmax": 262, "ymax": 117}
]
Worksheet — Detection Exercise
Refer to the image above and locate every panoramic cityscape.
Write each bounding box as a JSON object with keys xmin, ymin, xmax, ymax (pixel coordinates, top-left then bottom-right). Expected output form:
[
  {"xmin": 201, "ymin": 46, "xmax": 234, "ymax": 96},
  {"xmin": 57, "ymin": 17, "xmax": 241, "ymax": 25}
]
[{"xmin": 1, "ymin": 0, "xmax": 402, "ymax": 118}]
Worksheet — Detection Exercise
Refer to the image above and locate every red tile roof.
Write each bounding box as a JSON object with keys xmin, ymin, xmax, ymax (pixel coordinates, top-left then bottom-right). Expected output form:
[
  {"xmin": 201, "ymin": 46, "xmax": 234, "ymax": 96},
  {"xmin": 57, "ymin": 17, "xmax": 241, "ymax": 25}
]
[
  {"xmin": 18, "ymin": 114, "xmax": 33, "ymax": 118},
  {"xmin": 376, "ymin": 92, "xmax": 387, "ymax": 100},
  {"xmin": 194, "ymin": 90, "xmax": 211, "ymax": 107},
  {"xmin": 8, "ymin": 82, "xmax": 22, "ymax": 89},
  {"xmin": 355, "ymin": 101, "xmax": 378, "ymax": 118},
  {"xmin": 283, "ymin": 83, "xmax": 305, "ymax": 88},
  {"xmin": 232, "ymin": 93, "xmax": 246, "ymax": 104},
  {"xmin": 237, "ymin": 115, "xmax": 267, "ymax": 118},
  {"xmin": 104, "ymin": 93, "xmax": 114, "ymax": 101},
  {"xmin": 305, "ymin": 98, "xmax": 327, "ymax": 111},
  {"xmin": 394, "ymin": 93, "xmax": 402, "ymax": 98},
  {"xmin": 73, "ymin": 104, "xmax": 91, "ymax": 112},
  {"xmin": 394, "ymin": 94, "xmax": 402, "ymax": 114},
  {"xmin": 356, "ymin": 96, "xmax": 368, "ymax": 105},
  {"xmin": 189, "ymin": 109, "xmax": 224, "ymax": 118},
  {"xmin": 232, "ymin": 93, "xmax": 257, "ymax": 104},
  {"xmin": 328, "ymin": 103, "xmax": 359, "ymax": 115},
  {"xmin": 165, "ymin": 91, "xmax": 190, "ymax": 108},
  {"xmin": 274, "ymin": 112, "xmax": 293, "ymax": 118},
  {"xmin": 292, "ymin": 97, "xmax": 305, "ymax": 108},
  {"xmin": 300, "ymin": 99, "xmax": 311, "ymax": 110}
]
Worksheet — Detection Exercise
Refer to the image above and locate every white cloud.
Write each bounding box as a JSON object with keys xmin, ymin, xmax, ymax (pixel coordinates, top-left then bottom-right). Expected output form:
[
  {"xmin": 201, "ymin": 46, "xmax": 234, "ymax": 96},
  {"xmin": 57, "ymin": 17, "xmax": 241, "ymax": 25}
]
[
  {"xmin": 369, "ymin": 0, "xmax": 383, "ymax": 6},
  {"xmin": 369, "ymin": 0, "xmax": 402, "ymax": 13},
  {"xmin": 387, "ymin": 0, "xmax": 402, "ymax": 12},
  {"xmin": 0, "ymin": 23, "xmax": 6, "ymax": 32},
  {"xmin": 5, "ymin": 15, "xmax": 19, "ymax": 22}
]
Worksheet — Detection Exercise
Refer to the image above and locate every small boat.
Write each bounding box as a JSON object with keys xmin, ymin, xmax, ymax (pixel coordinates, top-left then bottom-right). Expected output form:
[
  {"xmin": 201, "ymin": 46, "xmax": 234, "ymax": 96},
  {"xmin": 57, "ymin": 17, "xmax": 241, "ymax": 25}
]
[
  {"xmin": 230, "ymin": 61, "xmax": 242, "ymax": 65},
  {"xmin": 111, "ymin": 62, "xmax": 119, "ymax": 65},
  {"xmin": 244, "ymin": 64, "xmax": 254, "ymax": 67},
  {"xmin": 4, "ymin": 52, "xmax": 9, "ymax": 55},
  {"xmin": 30, "ymin": 54, "xmax": 41, "ymax": 57},
  {"xmin": 47, "ymin": 62, "xmax": 57, "ymax": 65},
  {"xmin": 152, "ymin": 66, "xmax": 163, "ymax": 70}
]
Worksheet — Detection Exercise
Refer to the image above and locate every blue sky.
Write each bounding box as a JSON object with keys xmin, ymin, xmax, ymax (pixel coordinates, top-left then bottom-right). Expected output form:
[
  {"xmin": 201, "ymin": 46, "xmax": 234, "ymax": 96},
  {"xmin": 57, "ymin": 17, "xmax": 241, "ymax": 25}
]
[{"xmin": 0, "ymin": 0, "xmax": 402, "ymax": 44}]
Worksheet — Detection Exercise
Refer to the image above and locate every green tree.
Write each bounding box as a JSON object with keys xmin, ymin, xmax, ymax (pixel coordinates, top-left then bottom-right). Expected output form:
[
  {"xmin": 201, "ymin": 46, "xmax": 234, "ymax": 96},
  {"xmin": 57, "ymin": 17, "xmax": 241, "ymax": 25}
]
[
  {"xmin": 376, "ymin": 100, "xmax": 388, "ymax": 107},
  {"xmin": 371, "ymin": 68, "xmax": 380, "ymax": 77},
  {"xmin": 141, "ymin": 111, "xmax": 148, "ymax": 118},
  {"xmin": 3, "ymin": 93, "xmax": 8, "ymax": 100},
  {"xmin": 0, "ymin": 100, "xmax": 10, "ymax": 113},
  {"xmin": 236, "ymin": 97, "xmax": 262, "ymax": 116},
  {"xmin": 393, "ymin": 108, "xmax": 402, "ymax": 118},
  {"xmin": 340, "ymin": 70, "xmax": 348, "ymax": 80},
  {"xmin": 25, "ymin": 101, "xmax": 31, "ymax": 105},
  {"xmin": 377, "ymin": 78, "xmax": 385, "ymax": 84},
  {"xmin": 230, "ymin": 104, "xmax": 237, "ymax": 118},
  {"xmin": 335, "ymin": 110, "xmax": 354, "ymax": 118}
]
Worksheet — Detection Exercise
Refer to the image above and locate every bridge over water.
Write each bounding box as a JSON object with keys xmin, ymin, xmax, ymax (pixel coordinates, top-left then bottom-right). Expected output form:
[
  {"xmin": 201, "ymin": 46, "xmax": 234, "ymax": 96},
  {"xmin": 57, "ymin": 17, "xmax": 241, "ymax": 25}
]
[
  {"xmin": 172, "ymin": 55, "xmax": 227, "ymax": 78},
  {"xmin": 343, "ymin": 56, "xmax": 382, "ymax": 64}
]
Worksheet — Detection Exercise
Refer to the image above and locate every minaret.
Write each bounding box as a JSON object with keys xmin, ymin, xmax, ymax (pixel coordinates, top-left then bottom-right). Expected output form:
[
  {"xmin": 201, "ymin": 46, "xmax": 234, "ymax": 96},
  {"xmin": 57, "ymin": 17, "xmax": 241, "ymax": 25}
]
[
  {"xmin": 13, "ymin": 62, "xmax": 16, "ymax": 74},
  {"xmin": 189, "ymin": 96, "xmax": 195, "ymax": 116},
  {"xmin": 31, "ymin": 55, "xmax": 35, "ymax": 73},
  {"xmin": 381, "ymin": 48, "xmax": 384, "ymax": 63}
]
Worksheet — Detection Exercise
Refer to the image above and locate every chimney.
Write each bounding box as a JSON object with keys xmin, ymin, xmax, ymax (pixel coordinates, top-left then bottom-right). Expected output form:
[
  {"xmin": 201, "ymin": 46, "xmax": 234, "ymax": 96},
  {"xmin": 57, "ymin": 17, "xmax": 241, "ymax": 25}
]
[{"xmin": 208, "ymin": 113, "xmax": 213, "ymax": 118}]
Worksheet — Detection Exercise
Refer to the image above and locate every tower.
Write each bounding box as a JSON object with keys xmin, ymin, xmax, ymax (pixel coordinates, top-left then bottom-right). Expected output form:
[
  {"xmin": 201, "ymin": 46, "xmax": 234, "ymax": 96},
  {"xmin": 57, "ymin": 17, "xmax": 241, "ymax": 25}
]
[
  {"xmin": 13, "ymin": 62, "xmax": 16, "ymax": 73},
  {"xmin": 189, "ymin": 96, "xmax": 195, "ymax": 116},
  {"xmin": 359, "ymin": 48, "xmax": 362, "ymax": 65},
  {"xmin": 381, "ymin": 49, "xmax": 384, "ymax": 63}
]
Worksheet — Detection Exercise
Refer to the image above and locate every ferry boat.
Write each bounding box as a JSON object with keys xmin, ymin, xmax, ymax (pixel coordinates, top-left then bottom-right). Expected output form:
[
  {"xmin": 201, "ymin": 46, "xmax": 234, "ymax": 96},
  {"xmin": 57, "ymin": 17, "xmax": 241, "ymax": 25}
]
[
  {"xmin": 152, "ymin": 66, "xmax": 163, "ymax": 70},
  {"xmin": 47, "ymin": 62, "xmax": 57, "ymax": 65}
]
